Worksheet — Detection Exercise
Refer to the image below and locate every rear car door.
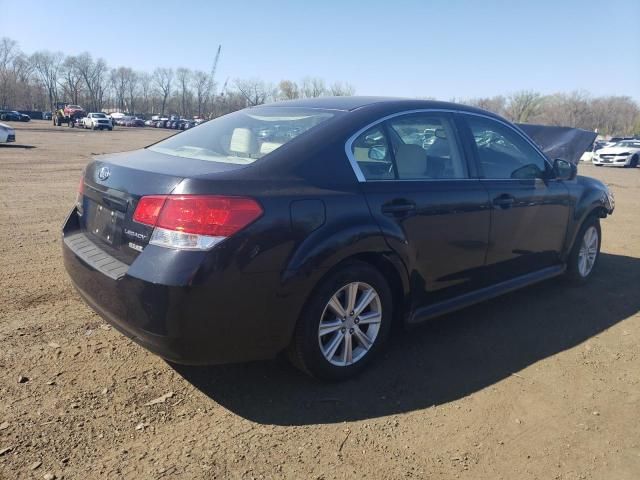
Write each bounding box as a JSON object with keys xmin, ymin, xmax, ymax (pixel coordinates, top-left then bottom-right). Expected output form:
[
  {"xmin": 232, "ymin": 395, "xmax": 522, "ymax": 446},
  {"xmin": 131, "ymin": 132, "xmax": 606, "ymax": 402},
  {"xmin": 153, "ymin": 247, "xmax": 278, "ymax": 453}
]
[
  {"xmin": 458, "ymin": 113, "xmax": 571, "ymax": 282},
  {"xmin": 348, "ymin": 111, "xmax": 491, "ymax": 309}
]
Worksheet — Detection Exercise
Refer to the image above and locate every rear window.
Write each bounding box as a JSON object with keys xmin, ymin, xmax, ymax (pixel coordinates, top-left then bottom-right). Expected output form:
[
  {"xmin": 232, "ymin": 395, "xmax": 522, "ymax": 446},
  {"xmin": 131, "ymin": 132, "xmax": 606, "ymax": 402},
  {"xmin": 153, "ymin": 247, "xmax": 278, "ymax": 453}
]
[{"xmin": 149, "ymin": 107, "xmax": 337, "ymax": 164}]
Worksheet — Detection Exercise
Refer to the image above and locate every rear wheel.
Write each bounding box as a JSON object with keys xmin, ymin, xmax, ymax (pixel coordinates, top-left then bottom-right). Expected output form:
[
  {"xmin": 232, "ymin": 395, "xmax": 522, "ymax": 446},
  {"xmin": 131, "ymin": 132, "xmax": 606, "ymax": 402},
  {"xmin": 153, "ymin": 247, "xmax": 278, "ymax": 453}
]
[
  {"xmin": 566, "ymin": 216, "xmax": 601, "ymax": 283},
  {"xmin": 290, "ymin": 261, "xmax": 393, "ymax": 380}
]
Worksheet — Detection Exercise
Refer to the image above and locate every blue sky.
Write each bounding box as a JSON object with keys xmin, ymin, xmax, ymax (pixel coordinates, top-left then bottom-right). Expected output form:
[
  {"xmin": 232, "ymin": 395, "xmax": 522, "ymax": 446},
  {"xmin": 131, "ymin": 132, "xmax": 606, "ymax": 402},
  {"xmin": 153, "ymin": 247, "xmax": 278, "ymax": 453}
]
[{"xmin": 2, "ymin": 0, "xmax": 639, "ymax": 100}]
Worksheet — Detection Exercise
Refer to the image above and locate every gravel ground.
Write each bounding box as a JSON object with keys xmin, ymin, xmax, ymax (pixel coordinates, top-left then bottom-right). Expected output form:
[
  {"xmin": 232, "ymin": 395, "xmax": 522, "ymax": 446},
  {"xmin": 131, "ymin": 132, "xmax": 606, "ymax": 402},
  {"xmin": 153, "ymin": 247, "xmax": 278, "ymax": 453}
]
[{"xmin": 1, "ymin": 121, "xmax": 639, "ymax": 480}]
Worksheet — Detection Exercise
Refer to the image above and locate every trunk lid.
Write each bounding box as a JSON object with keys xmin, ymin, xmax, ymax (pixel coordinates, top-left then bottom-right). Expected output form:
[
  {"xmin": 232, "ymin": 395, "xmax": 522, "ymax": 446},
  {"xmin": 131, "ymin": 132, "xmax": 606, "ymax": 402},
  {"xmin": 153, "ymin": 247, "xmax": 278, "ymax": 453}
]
[{"xmin": 79, "ymin": 148, "xmax": 246, "ymax": 264}]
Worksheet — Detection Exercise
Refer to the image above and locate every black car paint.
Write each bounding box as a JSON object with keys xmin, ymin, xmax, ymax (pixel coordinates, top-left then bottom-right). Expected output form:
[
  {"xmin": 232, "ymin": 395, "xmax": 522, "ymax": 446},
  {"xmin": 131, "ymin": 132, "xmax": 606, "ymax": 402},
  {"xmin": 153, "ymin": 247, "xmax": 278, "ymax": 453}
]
[{"xmin": 62, "ymin": 98, "xmax": 613, "ymax": 365}]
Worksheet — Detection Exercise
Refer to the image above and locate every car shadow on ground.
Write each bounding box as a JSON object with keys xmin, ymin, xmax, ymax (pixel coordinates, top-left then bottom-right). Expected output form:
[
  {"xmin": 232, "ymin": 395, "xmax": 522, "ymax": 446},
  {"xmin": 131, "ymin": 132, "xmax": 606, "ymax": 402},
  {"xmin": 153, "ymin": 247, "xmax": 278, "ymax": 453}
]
[
  {"xmin": 173, "ymin": 253, "xmax": 640, "ymax": 426},
  {"xmin": 0, "ymin": 144, "xmax": 35, "ymax": 149}
]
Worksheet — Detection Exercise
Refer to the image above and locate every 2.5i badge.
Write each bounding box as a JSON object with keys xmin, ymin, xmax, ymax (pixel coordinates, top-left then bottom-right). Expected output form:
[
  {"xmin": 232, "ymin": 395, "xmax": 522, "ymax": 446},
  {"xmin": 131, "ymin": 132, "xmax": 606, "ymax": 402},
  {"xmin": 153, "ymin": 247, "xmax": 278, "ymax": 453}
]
[{"xmin": 128, "ymin": 242, "xmax": 144, "ymax": 252}]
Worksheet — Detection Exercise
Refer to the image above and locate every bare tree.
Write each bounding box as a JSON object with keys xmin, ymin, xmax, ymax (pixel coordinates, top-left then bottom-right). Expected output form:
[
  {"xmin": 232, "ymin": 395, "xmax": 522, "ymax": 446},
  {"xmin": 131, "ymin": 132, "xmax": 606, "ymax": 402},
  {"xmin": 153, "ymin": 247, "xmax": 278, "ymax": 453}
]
[
  {"xmin": 75, "ymin": 53, "xmax": 108, "ymax": 111},
  {"xmin": 278, "ymin": 79, "xmax": 299, "ymax": 100},
  {"xmin": 126, "ymin": 70, "xmax": 139, "ymax": 115},
  {"xmin": 30, "ymin": 50, "xmax": 63, "ymax": 110},
  {"xmin": 60, "ymin": 56, "xmax": 83, "ymax": 105},
  {"xmin": 110, "ymin": 66, "xmax": 128, "ymax": 112},
  {"xmin": 153, "ymin": 67, "xmax": 173, "ymax": 115},
  {"xmin": 0, "ymin": 37, "xmax": 20, "ymax": 107},
  {"xmin": 504, "ymin": 90, "xmax": 543, "ymax": 123},
  {"xmin": 301, "ymin": 77, "xmax": 325, "ymax": 98},
  {"xmin": 329, "ymin": 81, "xmax": 355, "ymax": 96},
  {"xmin": 175, "ymin": 68, "xmax": 192, "ymax": 116},
  {"xmin": 193, "ymin": 70, "xmax": 211, "ymax": 117},
  {"xmin": 464, "ymin": 95, "xmax": 507, "ymax": 115},
  {"xmin": 235, "ymin": 78, "xmax": 270, "ymax": 106},
  {"xmin": 138, "ymin": 72, "xmax": 152, "ymax": 113}
]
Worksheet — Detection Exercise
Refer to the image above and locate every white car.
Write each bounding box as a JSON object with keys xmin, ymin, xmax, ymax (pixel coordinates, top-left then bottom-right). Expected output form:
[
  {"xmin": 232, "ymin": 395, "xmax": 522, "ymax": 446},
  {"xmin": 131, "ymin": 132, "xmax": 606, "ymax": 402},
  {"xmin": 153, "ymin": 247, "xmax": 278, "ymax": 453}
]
[
  {"xmin": 0, "ymin": 122, "xmax": 15, "ymax": 143},
  {"xmin": 593, "ymin": 139, "xmax": 640, "ymax": 167},
  {"xmin": 81, "ymin": 112, "xmax": 113, "ymax": 131}
]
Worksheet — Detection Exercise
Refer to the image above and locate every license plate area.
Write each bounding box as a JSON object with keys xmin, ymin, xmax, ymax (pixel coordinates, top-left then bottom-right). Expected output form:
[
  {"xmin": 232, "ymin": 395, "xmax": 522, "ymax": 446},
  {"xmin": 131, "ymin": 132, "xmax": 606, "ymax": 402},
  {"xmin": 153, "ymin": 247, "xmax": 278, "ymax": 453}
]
[{"xmin": 86, "ymin": 200, "xmax": 122, "ymax": 246}]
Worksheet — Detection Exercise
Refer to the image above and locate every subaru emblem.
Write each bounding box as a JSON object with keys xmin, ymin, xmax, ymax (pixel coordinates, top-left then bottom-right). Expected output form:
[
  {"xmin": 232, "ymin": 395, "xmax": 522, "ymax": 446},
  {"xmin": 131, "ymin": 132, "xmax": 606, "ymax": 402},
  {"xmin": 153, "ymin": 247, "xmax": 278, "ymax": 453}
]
[{"xmin": 98, "ymin": 166, "xmax": 110, "ymax": 181}]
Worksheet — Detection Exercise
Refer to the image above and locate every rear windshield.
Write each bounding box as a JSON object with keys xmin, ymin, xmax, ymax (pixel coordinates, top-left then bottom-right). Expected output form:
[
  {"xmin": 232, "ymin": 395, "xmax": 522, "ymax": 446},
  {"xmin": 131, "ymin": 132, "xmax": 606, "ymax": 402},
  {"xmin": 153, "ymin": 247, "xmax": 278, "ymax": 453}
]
[{"xmin": 148, "ymin": 107, "xmax": 337, "ymax": 164}]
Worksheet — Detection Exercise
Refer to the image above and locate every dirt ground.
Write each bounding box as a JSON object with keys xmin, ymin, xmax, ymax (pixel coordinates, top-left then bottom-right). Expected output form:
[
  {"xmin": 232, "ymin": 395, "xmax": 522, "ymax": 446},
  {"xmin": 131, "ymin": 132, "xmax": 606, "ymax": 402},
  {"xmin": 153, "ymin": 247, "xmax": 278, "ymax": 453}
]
[{"xmin": 0, "ymin": 121, "xmax": 639, "ymax": 480}]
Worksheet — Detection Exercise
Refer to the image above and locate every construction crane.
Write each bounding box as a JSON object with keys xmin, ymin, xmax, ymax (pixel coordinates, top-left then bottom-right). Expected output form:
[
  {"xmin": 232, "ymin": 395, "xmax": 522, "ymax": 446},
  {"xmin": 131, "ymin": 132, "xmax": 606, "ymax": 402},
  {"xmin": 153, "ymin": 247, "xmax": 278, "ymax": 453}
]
[
  {"xmin": 220, "ymin": 77, "xmax": 229, "ymax": 97},
  {"xmin": 210, "ymin": 45, "xmax": 222, "ymax": 94}
]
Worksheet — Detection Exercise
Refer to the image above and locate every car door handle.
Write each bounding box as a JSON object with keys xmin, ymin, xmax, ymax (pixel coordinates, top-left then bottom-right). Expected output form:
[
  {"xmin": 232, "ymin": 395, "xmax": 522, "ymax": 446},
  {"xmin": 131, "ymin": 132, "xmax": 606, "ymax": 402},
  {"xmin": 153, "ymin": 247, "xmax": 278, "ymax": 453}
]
[
  {"xmin": 381, "ymin": 201, "xmax": 416, "ymax": 216},
  {"xmin": 493, "ymin": 194, "xmax": 515, "ymax": 209}
]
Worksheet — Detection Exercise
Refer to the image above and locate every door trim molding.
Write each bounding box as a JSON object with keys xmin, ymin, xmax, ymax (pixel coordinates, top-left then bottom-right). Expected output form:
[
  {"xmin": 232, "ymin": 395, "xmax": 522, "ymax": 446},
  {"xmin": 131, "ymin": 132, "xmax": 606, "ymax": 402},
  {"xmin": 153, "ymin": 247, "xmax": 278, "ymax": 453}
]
[{"xmin": 408, "ymin": 264, "xmax": 566, "ymax": 325}]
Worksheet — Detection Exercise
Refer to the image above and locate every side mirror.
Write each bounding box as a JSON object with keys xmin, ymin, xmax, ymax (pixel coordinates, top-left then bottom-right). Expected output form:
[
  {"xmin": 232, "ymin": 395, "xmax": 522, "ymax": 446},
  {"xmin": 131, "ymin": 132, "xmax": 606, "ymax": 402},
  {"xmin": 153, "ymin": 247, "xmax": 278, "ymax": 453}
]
[{"xmin": 553, "ymin": 158, "xmax": 577, "ymax": 180}]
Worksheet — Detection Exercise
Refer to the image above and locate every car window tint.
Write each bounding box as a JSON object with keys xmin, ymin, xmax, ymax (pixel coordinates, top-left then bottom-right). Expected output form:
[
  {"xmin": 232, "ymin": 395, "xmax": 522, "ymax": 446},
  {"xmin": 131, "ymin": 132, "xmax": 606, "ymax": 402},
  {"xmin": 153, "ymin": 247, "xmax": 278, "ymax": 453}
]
[
  {"xmin": 351, "ymin": 126, "xmax": 395, "ymax": 180},
  {"xmin": 466, "ymin": 116, "xmax": 547, "ymax": 179},
  {"xmin": 387, "ymin": 114, "xmax": 466, "ymax": 179}
]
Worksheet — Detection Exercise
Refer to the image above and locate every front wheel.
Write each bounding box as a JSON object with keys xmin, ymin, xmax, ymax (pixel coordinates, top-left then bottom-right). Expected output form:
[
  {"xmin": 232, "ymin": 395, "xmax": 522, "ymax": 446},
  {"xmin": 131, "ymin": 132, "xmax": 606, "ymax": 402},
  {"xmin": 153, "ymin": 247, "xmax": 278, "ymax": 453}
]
[
  {"xmin": 289, "ymin": 261, "xmax": 393, "ymax": 380},
  {"xmin": 631, "ymin": 156, "xmax": 639, "ymax": 168},
  {"xmin": 566, "ymin": 216, "xmax": 601, "ymax": 283}
]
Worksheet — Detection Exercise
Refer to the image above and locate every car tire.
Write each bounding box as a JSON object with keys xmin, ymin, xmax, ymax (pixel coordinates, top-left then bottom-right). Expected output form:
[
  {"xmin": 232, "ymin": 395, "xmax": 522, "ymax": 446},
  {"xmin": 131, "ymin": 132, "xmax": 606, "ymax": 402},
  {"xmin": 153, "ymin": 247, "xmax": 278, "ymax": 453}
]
[
  {"xmin": 631, "ymin": 155, "xmax": 639, "ymax": 168},
  {"xmin": 289, "ymin": 261, "xmax": 393, "ymax": 381},
  {"xmin": 566, "ymin": 215, "xmax": 601, "ymax": 284},
  {"xmin": 594, "ymin": 164, "xmax": 602, "ymax": 167}
]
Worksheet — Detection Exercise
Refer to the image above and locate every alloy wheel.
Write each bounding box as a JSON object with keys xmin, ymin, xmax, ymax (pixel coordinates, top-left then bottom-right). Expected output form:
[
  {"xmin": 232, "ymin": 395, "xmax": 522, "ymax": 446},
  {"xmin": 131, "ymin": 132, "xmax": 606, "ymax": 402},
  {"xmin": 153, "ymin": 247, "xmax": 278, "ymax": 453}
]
[
  {"xmin": 318, "ymin": 282, "xmax": 382, "ymax": 367},
  {"xmin": 578, "ymin": 226, "xmax": 598, "ymax": 277}
]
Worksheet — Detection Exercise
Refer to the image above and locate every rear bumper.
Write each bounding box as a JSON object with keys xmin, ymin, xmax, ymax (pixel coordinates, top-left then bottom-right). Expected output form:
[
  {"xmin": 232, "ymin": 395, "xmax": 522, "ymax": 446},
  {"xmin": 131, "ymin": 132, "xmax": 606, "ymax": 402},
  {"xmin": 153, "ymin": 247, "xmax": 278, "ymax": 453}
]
[{"xmin": 62, "ymin": 209, "xmax": 301, "ymax": 365}]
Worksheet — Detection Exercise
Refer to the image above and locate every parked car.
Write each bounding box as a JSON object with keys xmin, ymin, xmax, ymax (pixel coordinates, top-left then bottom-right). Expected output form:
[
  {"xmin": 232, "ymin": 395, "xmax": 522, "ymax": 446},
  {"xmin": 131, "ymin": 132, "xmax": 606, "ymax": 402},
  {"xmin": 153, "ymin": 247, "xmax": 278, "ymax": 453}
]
[
  {"xmin": 81, "ymin": 113, "xmax": 113, "ymax": 131},
  {"xmin": 0, "ymin": 121, "xmax": 16, "ymax": 143},
  {"xmin": 42, "ymin": 111, "xmax": 52, "ymax": 120},
  {"xmin": 62, "ymin": 97, "xmax": 615, "ymax": 380},
  {"xmin": 125, "ymin": 117, "xmax": 145, "ymax": 127},
  {"xmin": 16, "ymin": 111, "xmax": 30, "ymax": 122},
  {"xmin": 144, "ymin": 120, "xmax": 155, "ymax": 127},
  {"xmin": 592, "ymin": 139, "xmax": 640, "ymax": 167},
  {"xmin": 0, "ymin": 110, "xmax": 21, "ymax": 121}
]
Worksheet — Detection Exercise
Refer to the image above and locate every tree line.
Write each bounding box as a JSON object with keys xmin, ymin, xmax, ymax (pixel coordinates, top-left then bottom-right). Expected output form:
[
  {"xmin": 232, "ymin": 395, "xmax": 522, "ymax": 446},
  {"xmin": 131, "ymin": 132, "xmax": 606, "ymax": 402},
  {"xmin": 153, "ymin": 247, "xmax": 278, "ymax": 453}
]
[
  {"xmin": 459, "ymin": 91, "xmax": 640, "ymax": 137},
  {"xmin": 1, "ymin": 37, "xmax": 639, "ymax": 135},
  {"xmin": 0, "ymin": 37, "xmax": 356, "ymax": 119}
]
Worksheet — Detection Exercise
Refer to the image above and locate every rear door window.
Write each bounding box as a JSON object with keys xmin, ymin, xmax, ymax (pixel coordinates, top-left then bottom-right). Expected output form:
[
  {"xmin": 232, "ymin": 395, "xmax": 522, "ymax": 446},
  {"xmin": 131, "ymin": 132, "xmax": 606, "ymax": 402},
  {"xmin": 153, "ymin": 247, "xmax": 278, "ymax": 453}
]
[
  {"xmin": 387, "ymin": 114, "xmax": 466, "ymax": 179},
  {"xmin": 350, "ymin": 113, "xmax": 467, "ymax": 180}
]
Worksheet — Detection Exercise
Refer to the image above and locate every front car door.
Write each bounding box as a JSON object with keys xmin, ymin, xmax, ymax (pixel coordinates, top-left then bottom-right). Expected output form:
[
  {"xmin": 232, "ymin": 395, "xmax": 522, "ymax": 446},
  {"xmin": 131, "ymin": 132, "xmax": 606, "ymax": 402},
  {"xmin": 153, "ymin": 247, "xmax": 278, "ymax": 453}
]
[
  {"xmin": 457, "ymin": 113, "xmax": 571, "ymax": 283},
  {"xmin": 347, "ymin": 111, "xmax": 491, "ymax": 310}
]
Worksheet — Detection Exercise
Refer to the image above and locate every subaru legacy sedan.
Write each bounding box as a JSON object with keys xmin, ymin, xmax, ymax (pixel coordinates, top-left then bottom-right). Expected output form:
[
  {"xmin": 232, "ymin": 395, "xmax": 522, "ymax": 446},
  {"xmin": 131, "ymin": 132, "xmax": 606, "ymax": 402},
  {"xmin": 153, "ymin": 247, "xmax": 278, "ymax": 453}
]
[{"xmin": 62, "ymin": 97, "xmax": 614, "ymax": 380}]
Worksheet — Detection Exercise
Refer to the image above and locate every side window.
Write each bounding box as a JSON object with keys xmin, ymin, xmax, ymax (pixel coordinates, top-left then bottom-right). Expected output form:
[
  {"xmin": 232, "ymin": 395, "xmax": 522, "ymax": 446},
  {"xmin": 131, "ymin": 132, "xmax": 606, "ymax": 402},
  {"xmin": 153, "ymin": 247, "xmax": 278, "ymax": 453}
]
[
  {"xmin": 466, "ymin": 116, "xmax": 547, "ymax": 179},
  {"xmin": 387, "ymin": 114, "xmax": 466, "ymax": 179},
  {"xmin": 351, "ymin": 126, "xmax": 395, "ymax": 180}
]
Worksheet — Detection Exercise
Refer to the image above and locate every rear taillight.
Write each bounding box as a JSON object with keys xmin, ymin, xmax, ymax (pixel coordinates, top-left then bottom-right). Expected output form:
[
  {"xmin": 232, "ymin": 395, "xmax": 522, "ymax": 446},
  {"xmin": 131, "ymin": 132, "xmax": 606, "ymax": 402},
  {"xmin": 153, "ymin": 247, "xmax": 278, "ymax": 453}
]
[{"xmin": 133, "ymin": 195, "xmax": 263, "ymax": 250}]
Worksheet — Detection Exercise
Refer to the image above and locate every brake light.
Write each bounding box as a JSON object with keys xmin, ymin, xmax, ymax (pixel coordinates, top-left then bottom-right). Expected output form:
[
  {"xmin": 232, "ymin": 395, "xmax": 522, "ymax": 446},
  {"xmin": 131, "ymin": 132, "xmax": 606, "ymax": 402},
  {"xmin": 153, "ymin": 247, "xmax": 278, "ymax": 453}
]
[
  {"xmin": 133, "ymin": 195, "xmax": 263, "ymax": 250},
  {"xmin": 133, "ymin": 195, "xmax": 166, "ymax": 226}
]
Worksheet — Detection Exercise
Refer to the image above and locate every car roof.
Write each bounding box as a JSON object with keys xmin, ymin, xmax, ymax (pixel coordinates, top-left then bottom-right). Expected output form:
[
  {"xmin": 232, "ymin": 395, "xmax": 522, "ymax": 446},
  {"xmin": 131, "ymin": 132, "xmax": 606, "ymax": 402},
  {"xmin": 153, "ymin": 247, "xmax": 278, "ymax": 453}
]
[{"xmin": 260, "ymin": 96, "xmax": 497, "ymax": 117}]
